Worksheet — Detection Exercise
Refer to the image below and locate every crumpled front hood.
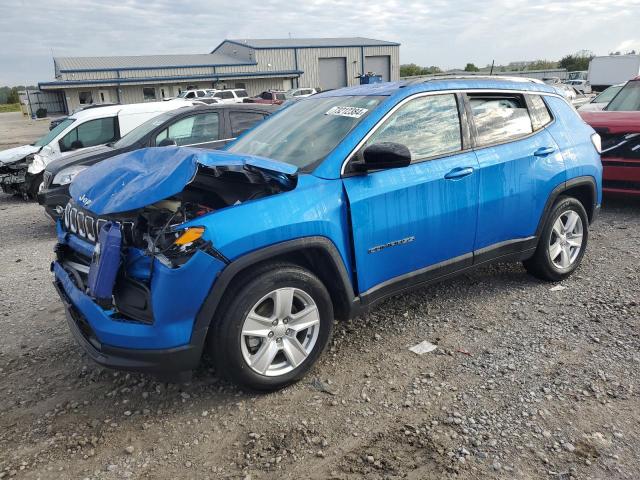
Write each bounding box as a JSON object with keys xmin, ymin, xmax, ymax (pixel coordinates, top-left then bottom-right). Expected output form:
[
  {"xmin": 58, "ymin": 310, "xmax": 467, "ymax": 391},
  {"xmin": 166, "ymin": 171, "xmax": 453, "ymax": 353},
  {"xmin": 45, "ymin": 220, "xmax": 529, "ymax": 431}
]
[
  {"xmin": 69, "ymin": 146, "xmax": 298, "ymax": 215},
  {"xmin": 0, "ymin": 145, "xmax": 40, "ymax": 165}
]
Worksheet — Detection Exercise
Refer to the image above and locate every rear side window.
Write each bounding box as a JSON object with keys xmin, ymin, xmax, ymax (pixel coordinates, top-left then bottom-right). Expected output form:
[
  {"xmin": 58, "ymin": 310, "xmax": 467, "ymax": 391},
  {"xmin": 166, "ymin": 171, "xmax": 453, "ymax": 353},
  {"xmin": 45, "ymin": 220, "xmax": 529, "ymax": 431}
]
[
  {"xmin": 196, "ymin": 91, "xmax": 206, "ymax": 97},
  {"xmin": 468, "ymin": 93, "xmax": 533, "ymax": 147},
  {"xmin": 364, "ymin": 94, "xmax": 462, "ymax": 163},
  {"xmin": 155, "ymin": 112, "xmax": 219, "ymax": 146},
  {"xmin": 235, "ymin": 90, "xmax": 249, "ymax": 98},
  {"xmin": 221, "ymin": 91, "xmax": 234, "ymax": 99},
  {"xmin": 230, "ymin": 112, "xmax": 266, "ymax": 136},
  {"xmin": 528, "ymin": 95, "xmax": 553, "ymax": 130}
]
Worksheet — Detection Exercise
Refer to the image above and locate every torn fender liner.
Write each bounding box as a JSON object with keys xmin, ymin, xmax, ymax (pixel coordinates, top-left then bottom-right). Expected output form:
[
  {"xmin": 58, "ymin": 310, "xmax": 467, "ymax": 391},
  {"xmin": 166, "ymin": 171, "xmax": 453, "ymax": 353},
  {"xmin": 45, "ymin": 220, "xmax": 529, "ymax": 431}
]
[{"xmin": 69, "ymin": 146, "xmax": 298, "ymax": 216}]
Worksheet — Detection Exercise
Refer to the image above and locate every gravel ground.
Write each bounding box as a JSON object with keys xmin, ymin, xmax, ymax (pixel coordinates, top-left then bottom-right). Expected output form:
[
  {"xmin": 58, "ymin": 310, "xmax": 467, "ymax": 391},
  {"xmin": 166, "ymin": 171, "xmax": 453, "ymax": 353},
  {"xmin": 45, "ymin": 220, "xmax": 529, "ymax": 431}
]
[
  {"xmin": 0, "ymin": 114, "xmax": 639, "ymax": 479},
  {"xmin": 1, "ymin": 194, "xmax": 638, "ymax": 480},
  {"xmin": 0, "ymin": 112, "xmax": 53, "ymax": 150}
]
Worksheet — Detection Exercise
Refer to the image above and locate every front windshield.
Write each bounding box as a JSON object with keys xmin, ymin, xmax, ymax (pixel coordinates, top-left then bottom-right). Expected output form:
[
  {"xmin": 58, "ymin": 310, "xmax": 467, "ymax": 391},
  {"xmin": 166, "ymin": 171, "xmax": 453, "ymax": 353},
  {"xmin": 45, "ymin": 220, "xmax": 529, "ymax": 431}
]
[
  {"xmin": 605, "ymin": 81, "xmax": 640, "ymax": 111},
  {"xmin": 594, "ymin": 85, "xmax": 623, "ymax": 104},
  {"xmin": 33, "ymin": 118, "xmax": 75, "ymax": 147},
  {"xmin": 227, "ymin": 95, "xmax": 383, "ymax": 169},
  {"xmin": 113, "ymin": 111, "xmax": 178, "ymax": 149}
]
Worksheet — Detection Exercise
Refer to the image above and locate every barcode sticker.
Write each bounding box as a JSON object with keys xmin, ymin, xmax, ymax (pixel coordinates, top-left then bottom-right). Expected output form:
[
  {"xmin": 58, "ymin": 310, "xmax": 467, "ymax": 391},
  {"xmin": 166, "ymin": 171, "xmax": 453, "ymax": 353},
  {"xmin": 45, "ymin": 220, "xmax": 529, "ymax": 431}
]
[{"xmin": 325, "ymin": 106, "xmax": 368, "ymax": 118}]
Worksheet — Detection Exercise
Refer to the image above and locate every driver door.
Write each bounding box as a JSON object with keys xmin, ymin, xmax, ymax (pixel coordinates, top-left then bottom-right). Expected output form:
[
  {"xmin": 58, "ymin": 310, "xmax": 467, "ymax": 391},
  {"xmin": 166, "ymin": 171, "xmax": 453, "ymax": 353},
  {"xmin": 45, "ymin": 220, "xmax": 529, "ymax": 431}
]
[{"xmin": 342, "ymin": 93, "xmax": 480, "ymax": 296}]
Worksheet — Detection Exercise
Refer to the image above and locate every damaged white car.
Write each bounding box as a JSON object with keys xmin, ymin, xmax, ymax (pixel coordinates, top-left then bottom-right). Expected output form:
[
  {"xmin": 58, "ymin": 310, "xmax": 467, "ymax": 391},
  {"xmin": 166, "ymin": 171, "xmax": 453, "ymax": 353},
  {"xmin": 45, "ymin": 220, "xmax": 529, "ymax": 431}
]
[{"xmin": 0, "ymin": 100, "xmax": 194, "ymax": 198}]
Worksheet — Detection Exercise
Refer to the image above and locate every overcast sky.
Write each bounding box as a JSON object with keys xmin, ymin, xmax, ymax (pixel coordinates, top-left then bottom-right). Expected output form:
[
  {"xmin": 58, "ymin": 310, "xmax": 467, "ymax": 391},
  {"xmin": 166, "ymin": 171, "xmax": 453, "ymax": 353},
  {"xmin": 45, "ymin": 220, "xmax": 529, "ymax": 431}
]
[{"xmin": 1, "ymin": 0, "xmax": 639, "ymax": 85}]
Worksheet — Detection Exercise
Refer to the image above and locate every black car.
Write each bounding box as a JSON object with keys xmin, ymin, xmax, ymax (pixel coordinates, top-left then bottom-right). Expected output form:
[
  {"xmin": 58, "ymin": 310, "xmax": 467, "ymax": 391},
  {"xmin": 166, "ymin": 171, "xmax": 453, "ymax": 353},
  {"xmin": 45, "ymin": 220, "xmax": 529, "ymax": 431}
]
[{"xmin": 38, "ymin": 103, "xmax": 277, "ymax": 219}]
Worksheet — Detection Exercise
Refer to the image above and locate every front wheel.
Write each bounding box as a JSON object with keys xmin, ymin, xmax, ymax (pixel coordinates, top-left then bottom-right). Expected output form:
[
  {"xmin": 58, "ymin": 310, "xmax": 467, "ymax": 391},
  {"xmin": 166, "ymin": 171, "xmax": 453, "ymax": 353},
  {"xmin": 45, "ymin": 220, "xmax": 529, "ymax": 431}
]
[
  {"xmin": 27, "ymin": 172, "xmax": 44, "ymax": 200},
  {"xmin": 523, "ymin": 196, "xmax": 589, "ymax": 281},
  {"xmin": 209, "ymin": 263, "xmax": 334, "ymax": 391}
]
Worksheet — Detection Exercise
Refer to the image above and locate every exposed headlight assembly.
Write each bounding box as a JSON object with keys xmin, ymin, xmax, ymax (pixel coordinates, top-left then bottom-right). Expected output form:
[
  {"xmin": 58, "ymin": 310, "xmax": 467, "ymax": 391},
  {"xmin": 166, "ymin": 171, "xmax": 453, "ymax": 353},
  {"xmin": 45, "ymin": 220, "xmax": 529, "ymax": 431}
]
[{"xmin": 53, "ymin": 165, "xmax": 88, "ymax": 185}]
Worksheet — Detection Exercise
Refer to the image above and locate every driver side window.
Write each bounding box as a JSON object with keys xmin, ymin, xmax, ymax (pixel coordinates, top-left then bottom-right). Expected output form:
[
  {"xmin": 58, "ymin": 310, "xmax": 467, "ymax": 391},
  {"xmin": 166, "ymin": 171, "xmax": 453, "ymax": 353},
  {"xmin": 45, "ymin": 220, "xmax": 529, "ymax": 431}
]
[
  {"xmin": 363, "ymin": 94, "xmax": 462, "ymax": 163},
  {"xmin": 59, "ymin": 117, "xmax": 117, "ymax": 152}
]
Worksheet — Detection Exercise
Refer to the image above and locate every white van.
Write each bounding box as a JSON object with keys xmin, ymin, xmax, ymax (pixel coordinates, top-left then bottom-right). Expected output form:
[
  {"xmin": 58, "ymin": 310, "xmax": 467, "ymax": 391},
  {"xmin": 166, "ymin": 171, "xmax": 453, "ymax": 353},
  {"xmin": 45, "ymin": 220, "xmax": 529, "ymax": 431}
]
[{"xmin": 0, "ymin": 100, "xmax": 193, "ymax": 198}]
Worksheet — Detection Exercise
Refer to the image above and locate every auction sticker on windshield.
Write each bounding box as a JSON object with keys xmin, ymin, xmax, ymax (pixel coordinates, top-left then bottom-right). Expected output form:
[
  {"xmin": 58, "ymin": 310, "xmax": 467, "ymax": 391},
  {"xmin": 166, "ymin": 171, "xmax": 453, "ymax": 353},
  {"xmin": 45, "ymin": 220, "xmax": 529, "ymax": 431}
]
[{"xmin": 325, "ymin": 106, "xmax": 369, "ymax": 118}]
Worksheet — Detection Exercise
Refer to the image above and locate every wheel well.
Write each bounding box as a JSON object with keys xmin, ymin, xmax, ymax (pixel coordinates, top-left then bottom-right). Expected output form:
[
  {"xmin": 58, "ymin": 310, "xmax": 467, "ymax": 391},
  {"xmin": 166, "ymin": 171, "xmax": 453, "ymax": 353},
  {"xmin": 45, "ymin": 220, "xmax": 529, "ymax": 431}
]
[
  {"xmin": 222, "ymin": 248, "xmax": 354, "ymax": 321},
  {"xmin": 562, "ymin": 183, "xmax": 595, "ymax": 222}
]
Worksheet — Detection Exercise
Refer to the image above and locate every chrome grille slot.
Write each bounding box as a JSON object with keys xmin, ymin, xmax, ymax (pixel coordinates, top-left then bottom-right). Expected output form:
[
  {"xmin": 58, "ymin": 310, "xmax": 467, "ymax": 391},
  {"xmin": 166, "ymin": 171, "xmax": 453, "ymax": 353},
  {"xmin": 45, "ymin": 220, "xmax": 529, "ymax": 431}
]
[
  {"xmin": 77, "ymin": 212, "xmax": 86, "ymax": 237},
  {"xmin": 70, "ymin": 208, "xmax": 78, "ymax": 233},
  {"xmin": 86, "ymin": 216, "xmax": 95, "ymax": 242},
  {"xmin": 61, "ymin": 201, "xmax": 138, "ymax": 246}
]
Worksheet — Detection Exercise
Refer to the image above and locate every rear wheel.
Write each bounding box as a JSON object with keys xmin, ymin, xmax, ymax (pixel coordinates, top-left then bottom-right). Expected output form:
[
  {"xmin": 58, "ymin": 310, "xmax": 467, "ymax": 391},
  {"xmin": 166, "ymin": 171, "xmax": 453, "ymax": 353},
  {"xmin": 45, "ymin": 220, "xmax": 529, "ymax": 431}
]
[
  {"xmin": 209, "ymin": 263, "xmax": 333, "ymax": 391},
  {"xmin": 523, "ymin": 196, "xmax": 589, "ymax": 281}
]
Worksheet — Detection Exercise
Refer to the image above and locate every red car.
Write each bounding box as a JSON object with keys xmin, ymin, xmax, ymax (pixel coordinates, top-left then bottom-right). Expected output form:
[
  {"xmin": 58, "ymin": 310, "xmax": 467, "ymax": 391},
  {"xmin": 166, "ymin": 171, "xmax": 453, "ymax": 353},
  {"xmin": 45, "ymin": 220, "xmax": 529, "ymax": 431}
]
[
  {"xmin": 580, "ymin": 77, "xmax": 640, "ymax": 196},
  {"xmin": 243, "ymin": 91, "xmax": 288, "ymax": 105}
]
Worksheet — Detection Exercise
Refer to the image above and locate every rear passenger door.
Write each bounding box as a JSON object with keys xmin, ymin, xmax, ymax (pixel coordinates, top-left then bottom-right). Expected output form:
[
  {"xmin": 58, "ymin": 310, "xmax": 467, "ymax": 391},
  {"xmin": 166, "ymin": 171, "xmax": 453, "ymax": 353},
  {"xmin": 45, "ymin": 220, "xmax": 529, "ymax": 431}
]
[
  {"xmin": 467, "ymin": 92, "xmax": 565, "ymax": 258},
  {"xmin": 153, "ymin": 112, "xmax": 223, "ymax": 149}
]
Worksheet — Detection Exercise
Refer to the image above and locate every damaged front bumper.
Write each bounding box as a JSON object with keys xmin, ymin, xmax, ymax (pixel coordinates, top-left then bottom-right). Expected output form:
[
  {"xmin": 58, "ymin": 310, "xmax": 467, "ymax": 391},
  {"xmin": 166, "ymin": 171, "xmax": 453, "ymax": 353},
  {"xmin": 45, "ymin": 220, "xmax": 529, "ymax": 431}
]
[
  {"xmin": 0, "ymin": 163, "xmax": 27, "ymax": 194},
  {"xmin": 52, "ymin": 222, "xmax": 226, "ymax": 374}
]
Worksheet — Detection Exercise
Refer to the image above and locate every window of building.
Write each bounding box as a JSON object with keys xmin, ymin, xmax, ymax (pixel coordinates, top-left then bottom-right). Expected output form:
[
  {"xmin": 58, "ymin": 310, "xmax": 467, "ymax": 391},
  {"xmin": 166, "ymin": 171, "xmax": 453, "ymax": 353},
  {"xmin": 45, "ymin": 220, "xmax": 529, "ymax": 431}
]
[
  {"xmin": 155, "ymin": 112, "xmax": 220, "ymax": 146},
  {"xmin": 59, "ymin": 117, "xmax": 117, "ymax": 152},
  {"xmin": 235, "ymin": 82, "xmax": 247, "ymax": 89},
  {"xmin": 143, "ymin": 87, "xmax": 157, "ymax": 101},
  {"xmin": 230, "ymin": 112, "xmax": 267, "ymax": 137},
  {"xmin": 528, "ymin": 95, "xmax": 553, "ymax": 130},
  {"xmin": 78, "ymin": 91, "xmax": 93, "ymax": 105},
  {"xmin": 364, "ymin": 94, "xmax": 462, "ymax": 162},
  {"xmin": 468, "ymin": 93, "xmax": 533, "ymax": 146}
]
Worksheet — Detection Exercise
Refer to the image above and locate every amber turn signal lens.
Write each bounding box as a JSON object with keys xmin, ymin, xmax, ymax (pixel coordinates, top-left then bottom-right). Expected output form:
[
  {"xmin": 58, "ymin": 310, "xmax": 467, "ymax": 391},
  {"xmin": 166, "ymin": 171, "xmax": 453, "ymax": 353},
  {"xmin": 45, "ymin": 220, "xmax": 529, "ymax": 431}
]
[{"xmin": 174, "ymin": 227, "xmax": 205, "ymax": 246}]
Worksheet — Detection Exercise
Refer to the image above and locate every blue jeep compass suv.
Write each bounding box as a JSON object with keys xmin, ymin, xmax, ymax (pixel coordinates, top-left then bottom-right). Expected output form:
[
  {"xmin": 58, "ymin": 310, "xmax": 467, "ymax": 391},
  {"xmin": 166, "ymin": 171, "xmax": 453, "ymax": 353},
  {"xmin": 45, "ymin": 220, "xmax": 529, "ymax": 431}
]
[{"xmin": 52, "ymin": 77, "xmax": 602, "ymax": 390}]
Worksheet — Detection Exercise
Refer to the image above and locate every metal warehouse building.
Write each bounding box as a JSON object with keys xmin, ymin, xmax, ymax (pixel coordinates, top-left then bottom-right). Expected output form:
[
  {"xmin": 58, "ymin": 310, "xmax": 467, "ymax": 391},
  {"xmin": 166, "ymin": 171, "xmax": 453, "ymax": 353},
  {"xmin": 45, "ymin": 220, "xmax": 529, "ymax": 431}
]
[{"xmin": 38, "ymin": 37, "xmax": 400, "ymax": 114}]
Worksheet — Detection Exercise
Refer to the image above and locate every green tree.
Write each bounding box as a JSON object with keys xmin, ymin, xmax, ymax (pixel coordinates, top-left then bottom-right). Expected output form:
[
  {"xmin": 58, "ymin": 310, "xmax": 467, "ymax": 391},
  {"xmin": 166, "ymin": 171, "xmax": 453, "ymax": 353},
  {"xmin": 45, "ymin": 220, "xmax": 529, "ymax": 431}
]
[
  {"xmin": 400, "ymin": 63, "xmax": 442, "ymax": 77},
  {"xmin": 464, "ymin": 63, "xmax": 480, "ymax": 72},
  {"xmin": 559, "ymin": 51, "xmax": 594, "ymax": 72},
  {"xmin": 526, "ymin": 60, "xmax": 558, "ymax": 70},
  {"xmin": 7, "ymin": 87, "xmax": 19, "ymax": 104}
]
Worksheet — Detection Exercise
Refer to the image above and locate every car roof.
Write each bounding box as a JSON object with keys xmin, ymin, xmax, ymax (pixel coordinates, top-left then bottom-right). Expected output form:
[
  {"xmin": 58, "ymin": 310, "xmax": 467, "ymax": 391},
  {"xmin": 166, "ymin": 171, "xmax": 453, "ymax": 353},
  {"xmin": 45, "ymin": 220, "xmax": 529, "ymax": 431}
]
[
  {"xmin": 69, "ymin": 100, "xmax": 197, "ymax": 120},
  {"xmin": 186, "ymin": 103, "xmax": 278, "ymax": 113},
  {"xmin": 315, "ymin": 76, "xmax": 558, "ymax": 98}
]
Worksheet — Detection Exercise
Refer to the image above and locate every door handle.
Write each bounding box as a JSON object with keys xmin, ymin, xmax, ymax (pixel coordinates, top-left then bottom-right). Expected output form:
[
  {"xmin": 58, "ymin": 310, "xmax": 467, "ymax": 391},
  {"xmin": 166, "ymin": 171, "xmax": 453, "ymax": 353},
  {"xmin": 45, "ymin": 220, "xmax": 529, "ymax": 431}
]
[
  {"xmin": 444, "ymin": 166, "xmax": 474, "ymax": 180},
  {"xmin": 534, "ymin": 146, "xmax": 556, "ymax": 156}
]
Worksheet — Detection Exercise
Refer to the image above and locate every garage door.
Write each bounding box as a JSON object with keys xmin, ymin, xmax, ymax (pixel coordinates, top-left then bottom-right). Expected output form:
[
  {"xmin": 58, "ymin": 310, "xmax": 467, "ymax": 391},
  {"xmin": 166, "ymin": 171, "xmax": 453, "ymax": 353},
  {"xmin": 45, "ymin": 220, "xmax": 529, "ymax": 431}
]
[
  {"xmin": 319, "ymin": 57, "xmax": 347, "ymax": 91},
  {"xmin": 364, "ymin": 55, "xmax": 390, "ymax": 82}
]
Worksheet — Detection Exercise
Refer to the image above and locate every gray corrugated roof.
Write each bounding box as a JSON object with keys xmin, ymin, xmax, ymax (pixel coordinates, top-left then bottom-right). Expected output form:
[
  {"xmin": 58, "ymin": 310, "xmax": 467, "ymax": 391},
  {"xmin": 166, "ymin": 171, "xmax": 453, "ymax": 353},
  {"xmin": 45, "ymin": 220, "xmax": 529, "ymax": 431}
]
[
  {"xmin": 223, "ymin": 37, "xmax": 400, "ymax": 49},
  {"xmin": 55, "ymin": 52, "xmax": 248, "ymax": 72}
]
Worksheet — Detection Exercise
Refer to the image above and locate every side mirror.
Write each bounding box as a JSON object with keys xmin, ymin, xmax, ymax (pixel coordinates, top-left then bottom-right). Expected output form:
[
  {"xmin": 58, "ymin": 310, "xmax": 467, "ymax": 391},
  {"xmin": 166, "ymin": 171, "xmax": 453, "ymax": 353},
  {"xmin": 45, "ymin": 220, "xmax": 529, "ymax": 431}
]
[
  {"xmin": 158, "ymin": 138, "xmax": 177, "ymax": 147},
  {"xmin": 356, "ymin": 142, "xmax": 411, "ymax": 172}
]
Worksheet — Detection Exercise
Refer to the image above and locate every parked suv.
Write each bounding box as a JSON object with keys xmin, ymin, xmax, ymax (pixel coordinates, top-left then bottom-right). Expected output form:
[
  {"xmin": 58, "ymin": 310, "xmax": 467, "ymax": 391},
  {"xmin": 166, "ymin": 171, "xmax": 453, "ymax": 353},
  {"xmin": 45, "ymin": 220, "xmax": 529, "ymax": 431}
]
[
  {"xmin": 38, "ymin": 104, "xmax": 277, "ymax": 219},
  {"xmin": 209, "ymin": 89, "xmax": 249, "ymax": 104},
  {"xmin": 580, "ymin": 76, "xmax": 640, "ymax": 196},
  {"xmin": 52, "ymin": 77, "xmax": 602, "ymax": 391}
]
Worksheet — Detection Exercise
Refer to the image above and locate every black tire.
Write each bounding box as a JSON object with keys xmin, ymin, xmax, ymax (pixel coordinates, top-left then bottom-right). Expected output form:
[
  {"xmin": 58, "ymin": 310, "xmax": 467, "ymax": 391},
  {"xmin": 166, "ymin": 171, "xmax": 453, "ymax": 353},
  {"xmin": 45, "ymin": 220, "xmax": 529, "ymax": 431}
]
[
  {"xmin": 27, "ymin": 172, "xmax": 44, "ymax": 200},
  {"xmin": 523, "ymin": 196, "xmax": 589, "ymax": 282},
  {"xmin": 209, "ymin": 262, "xmax": 334, "ymax": 391}
]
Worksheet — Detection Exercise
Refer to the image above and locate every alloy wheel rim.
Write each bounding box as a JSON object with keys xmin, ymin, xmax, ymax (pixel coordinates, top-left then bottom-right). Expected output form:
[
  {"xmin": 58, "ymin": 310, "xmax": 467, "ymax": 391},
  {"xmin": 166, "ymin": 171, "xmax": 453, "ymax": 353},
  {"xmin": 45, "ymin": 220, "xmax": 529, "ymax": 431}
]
[
  {"xmin": 549, "ymin": 210, "xmax": 583, "ymax": 269},
  {"xmin": 240, "ymin": 287, "xmax": 320, "ymax": 377}
]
